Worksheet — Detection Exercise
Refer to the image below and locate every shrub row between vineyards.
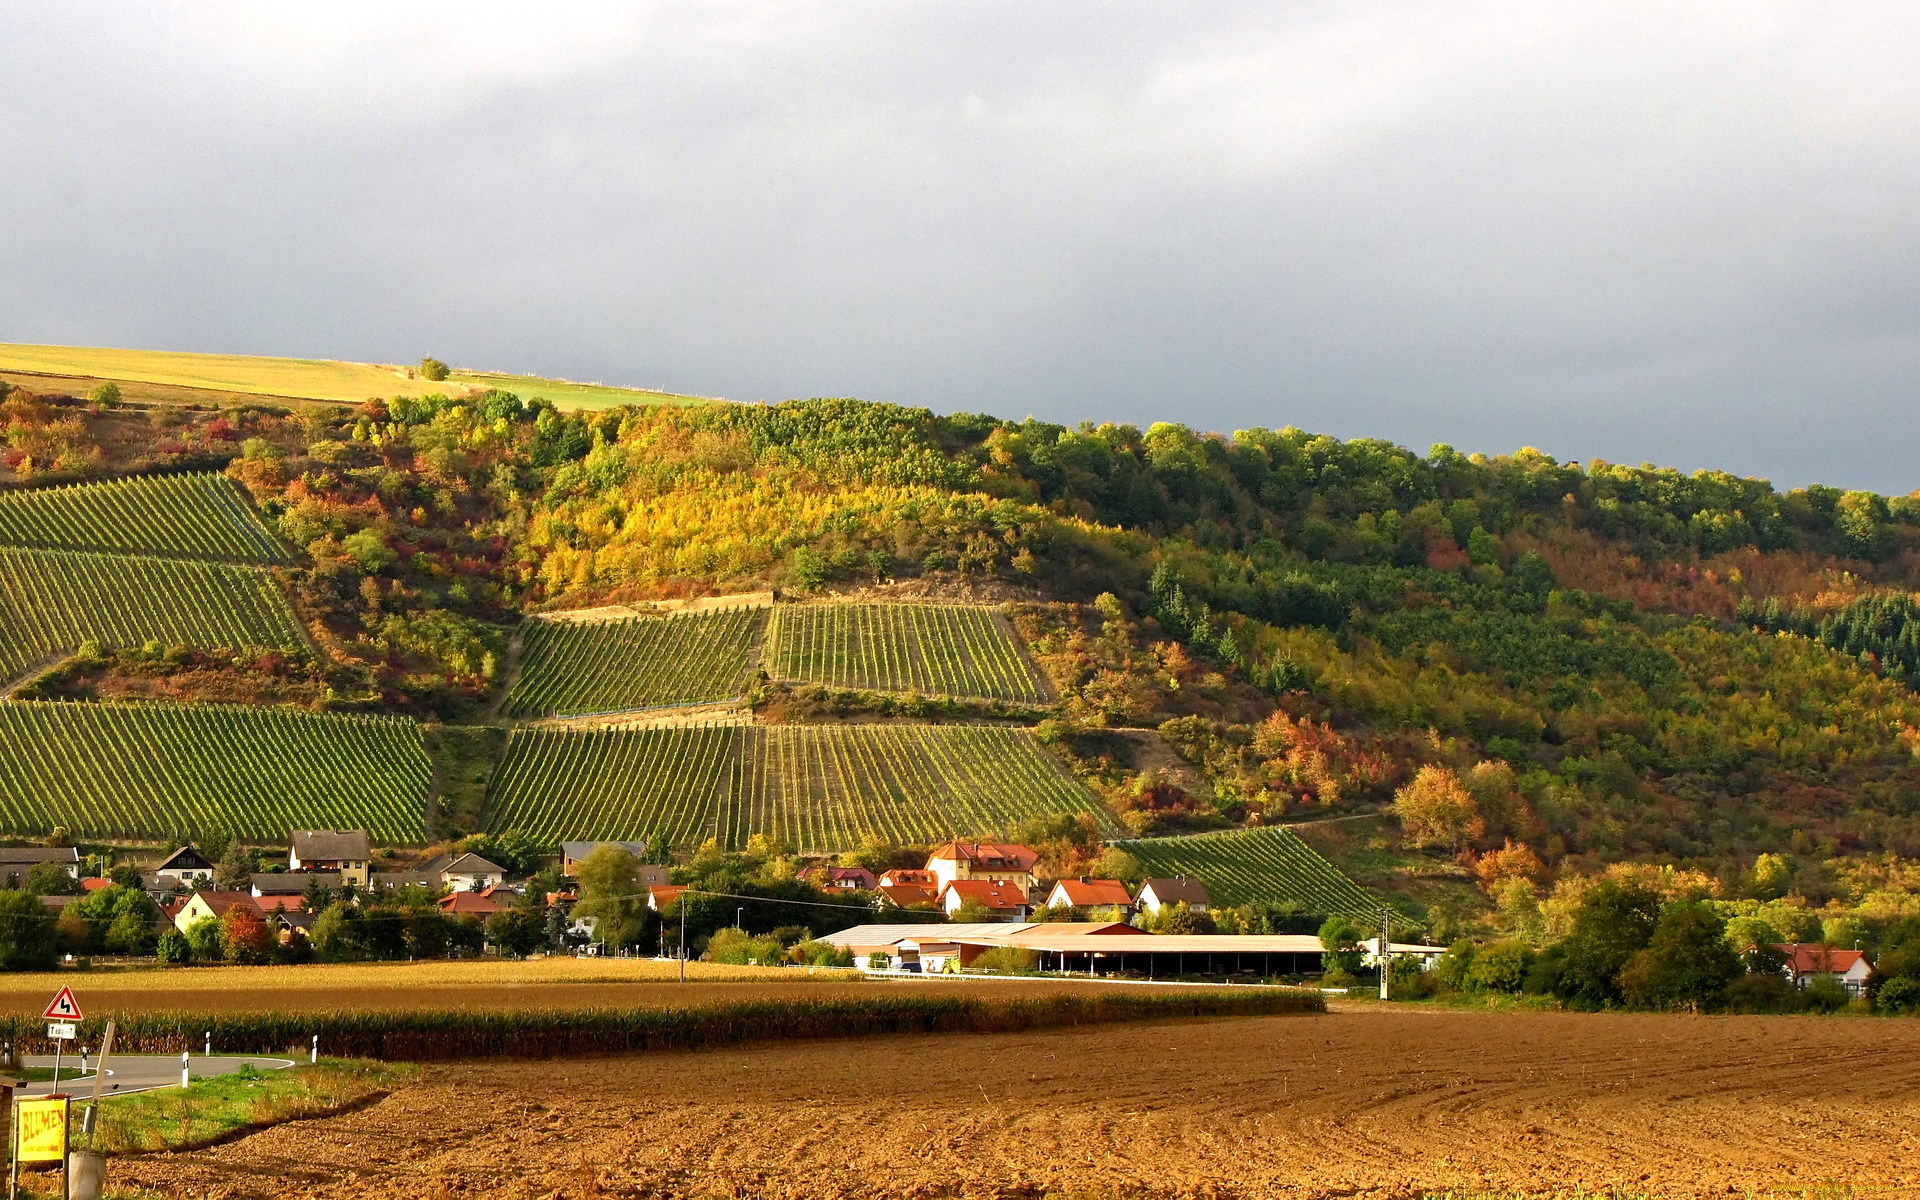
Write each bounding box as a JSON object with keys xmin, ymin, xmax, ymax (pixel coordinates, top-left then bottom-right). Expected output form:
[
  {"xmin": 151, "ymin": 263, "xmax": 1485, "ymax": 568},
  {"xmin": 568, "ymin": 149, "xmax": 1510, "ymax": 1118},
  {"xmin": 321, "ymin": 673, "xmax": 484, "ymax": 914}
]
[{"xmin": 0, "ymin": 990, "xmax": 1322, "ymax": 1062}]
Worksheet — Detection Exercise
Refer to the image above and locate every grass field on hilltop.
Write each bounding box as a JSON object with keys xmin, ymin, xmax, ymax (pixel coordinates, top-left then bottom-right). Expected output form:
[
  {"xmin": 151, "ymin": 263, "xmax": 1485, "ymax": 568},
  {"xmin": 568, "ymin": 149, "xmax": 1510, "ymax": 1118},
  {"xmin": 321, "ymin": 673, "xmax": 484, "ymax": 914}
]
[
  {"xmin": 0, "ymin": 342, "xmax": 711, "ymax": 409},
  {"xmin": 0, "ymin": 700, "xmax": 430, "ymax": 842},
  {"xmin": 502, "ymin": 606, "xmax": 767, "ymax": 718},
  {"xmin": 1115, "ymin": 826, "xmax": 1382, "ymax": 919},
  {"xmin": 450, "ymin": 369, "xmax": 709, "ymax": 410},
  {"xmin": 768, "ymin": 603, "xmax": 1053, "ymax": 704},
  {"xmin": 0, "ymin": 547, "xmax": 306, "ymax": 681},
  {"xmin": 0, "ymin": 471, "xmax": 286, "ymax": 562},
  {"xmin": 487, "ymin": 723, "xmax": 1116, "ymax": 851}
]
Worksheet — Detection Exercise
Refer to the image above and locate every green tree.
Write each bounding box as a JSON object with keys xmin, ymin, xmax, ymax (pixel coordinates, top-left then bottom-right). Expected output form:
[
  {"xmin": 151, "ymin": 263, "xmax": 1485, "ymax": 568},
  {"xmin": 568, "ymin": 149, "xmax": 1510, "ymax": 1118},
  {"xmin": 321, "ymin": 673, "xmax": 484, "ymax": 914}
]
[
  {"xmin": 1318, "ymin": 915, "xmax": 1363, "ymax": 975},
  {"xmin": 342, "ymin": 529, "xmax": 397, "ymax": 573},
  {"xmin": 0, "ymin": 890, "xmax": 59, "ymax": 971},
  {"xmin": 572, "ymin": 845, "xmax": 647, "ymax": 948},
  {"xmin": 184, "ymin": 915, "xmax": 224, "ymax": 962},
  {"xmin": 90, "ymin": 382, "xmax": 122, "ymax": 407},
  {"xmin": 419, "ymin": 357, "xmax": 450, "ymax": 381},
  {"xmin": 1465, "ymin": 939, "xmax": 1533, "ymax": 993},
  {"xmin": 486, "ymin": 908, "xmax": 544, "ymax": 958},
  {"xmin": 214, "ymin": 842, "xmax": 256, "ymax": 892},
  {"xmin": 21, "ymin": 861, "xmax": 80, "ymax": 896},
  {"xmin": 156, "ymin": 929, "xmax": 191, "ymax": 966},
  {"xmin": 1619, "ymin": 901, "xmax": 1743, "ymax": 1011},
  {"xmin": 105, "ymin": 908, "xmax": 157, "ymax": 956},
  {"xmin": 1554, "ymin": 881, "xmax": 1662, "ymax": 1008}
]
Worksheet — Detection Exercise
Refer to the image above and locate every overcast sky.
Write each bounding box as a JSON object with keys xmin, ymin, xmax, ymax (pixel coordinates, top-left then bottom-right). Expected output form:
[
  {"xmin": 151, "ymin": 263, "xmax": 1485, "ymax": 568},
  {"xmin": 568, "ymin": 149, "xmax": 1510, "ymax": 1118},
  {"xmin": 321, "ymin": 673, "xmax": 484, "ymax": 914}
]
[{"xmin": 3, "ymin": 3, "xmax": 1916, "ymax": 491}]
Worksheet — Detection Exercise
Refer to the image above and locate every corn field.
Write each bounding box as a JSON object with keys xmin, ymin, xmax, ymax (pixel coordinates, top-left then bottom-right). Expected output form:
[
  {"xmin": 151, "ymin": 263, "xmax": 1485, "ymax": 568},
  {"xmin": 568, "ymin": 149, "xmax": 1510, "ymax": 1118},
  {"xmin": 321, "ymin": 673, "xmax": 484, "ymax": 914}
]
[{"xmin": 0, "ymin": 988, "xmax": 1324, "ymax": 1061}]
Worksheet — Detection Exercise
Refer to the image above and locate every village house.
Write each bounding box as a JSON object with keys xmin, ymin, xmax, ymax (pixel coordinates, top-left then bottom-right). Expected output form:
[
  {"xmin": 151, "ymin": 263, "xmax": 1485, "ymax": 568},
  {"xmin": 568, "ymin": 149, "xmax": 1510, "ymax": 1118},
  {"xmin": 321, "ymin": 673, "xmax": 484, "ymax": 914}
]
[
  {"xmin": 924, "ymin": 842, "xmax": 1039, "ymax": 893},
  {"xmin": 824, "ymin": 866, "xmax": 876, "ymax": 890},
  {"xmin": 561, "ymin": 841, "xmax": 650, "ymax": 875},
  {"xmin": 0, "ymin": 847, "xmax": 79, "ymax": 889},
  {"xmin": 647, "ymin": 884, "xmax": 689, "ymax": 911},
  {"xmin": 1775, "ymin": 943, "xmax": 1873, "ymax": 996},
  {"xmin": 878, "ymin": 881, "xmax": 940, "ymax": 909},
  {"xmin": 154, "ymin": 846, "xmax": 215, "ymax": 889},
  {"xmin": 440, "ymin": 853, "xmax": 507, "ymax": 892},
  {"xmin": 938, "ymin": 878, "xmax": 1031, "ymax": 921},
  {"xmin": 172, "ymin": 890, "xmax": 263, "ymax": 934},
  {"xmin": 251, "ymin": 872, "xmax": 339, "ymax": 910},
  {"xmin": 1135, "ymin": 877, "xmax": 1211, "ymax": 916},
  {"xmin": 879, "ymin": 868, "xmax": 938, "ymax": 889},
  {"xmin": 438, "ymin": 891, "xmax": 505, "ymax": 918},
  {"xmin": 1044, "ymin": 877, "xmax": 1134, "ymax": 916},
  {"xmin": 287, "ymin": 830, "xmax": 372, "ymax": 888}
]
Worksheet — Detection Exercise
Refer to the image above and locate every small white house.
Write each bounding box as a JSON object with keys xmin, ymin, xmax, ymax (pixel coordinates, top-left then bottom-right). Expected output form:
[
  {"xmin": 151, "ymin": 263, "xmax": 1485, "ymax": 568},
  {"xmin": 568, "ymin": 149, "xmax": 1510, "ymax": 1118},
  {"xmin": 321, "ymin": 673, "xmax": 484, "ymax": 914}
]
[
  {"xmin": 441, "ymin": 853, "xmax": 506, "ymax": 892},
  {"xmin": 155, "ymin": 846, "xmax": 215, "ymax": 888},
  {"xmin": 1135, "ymin": 877, "xmax": 1210, "ymax": 915},
  {"xmin": 1776, "ymin": 944, "xmax": 1873, "ymax": 996}
]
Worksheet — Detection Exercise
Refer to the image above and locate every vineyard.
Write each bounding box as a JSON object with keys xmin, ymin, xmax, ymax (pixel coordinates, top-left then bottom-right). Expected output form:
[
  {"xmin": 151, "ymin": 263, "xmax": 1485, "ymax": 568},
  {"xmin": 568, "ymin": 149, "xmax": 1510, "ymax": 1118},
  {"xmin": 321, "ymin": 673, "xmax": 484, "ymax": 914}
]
[
  {"xmin": 486, "ymin": 723, "xmax": 1114, "ymax": 851},
  {"xmin": 0, "ymin": 472, "xmax": 285, "ymax": 563},
  {"xmin": 0, "ymin": 546, "xmax": 308, "ymax": 681},
  {"xmin": 1114, "ymin": 826, "xmax": 1381, "ymax": 919},
  {"xmin": 502, "ymin": 607, "xmax": 767, "ymax": 718},
  {"xmin": 767, "ymin": 604, "xmax": 1052, "ymax": 704},
  {"xmin": 0, "ymin": 701, "xmax": 430, "ymax": 842}
]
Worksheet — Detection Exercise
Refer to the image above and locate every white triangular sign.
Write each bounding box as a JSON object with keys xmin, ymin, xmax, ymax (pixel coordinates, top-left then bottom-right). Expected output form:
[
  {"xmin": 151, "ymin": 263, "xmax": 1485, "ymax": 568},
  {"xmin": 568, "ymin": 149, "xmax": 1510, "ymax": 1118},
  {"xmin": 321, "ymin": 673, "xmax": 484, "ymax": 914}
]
[{"xmin": 42, "ymin": 986, "xmax": 82, "ymax": 1021}]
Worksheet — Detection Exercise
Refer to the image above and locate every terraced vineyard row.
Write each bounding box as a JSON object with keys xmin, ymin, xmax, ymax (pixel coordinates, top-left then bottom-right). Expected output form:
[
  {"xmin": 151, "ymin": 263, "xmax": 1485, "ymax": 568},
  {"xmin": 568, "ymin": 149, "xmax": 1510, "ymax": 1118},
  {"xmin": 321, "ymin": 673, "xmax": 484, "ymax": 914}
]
[
  {"xmin": 0, "ymin": 472, "xmax": 286, "ymax": 563},
  {"xmin": 767, "ymin": 603, "xmax": 1051, "ymax": 704},
  {"xmin": 486, "ymin": 724, "xmax": 1113, "ymax": 851},
  {"xmin": 0, "ymin": 701, "xmax": 431, "ymax": 842},
  {"xmin": 501, "ymin": 606, "xmax": 767, "ymax": 718},
  {"xmin": 1113, "ymin": 826, "xmax": 1381, "ymax": 919},
  {"xmin": 0, "ymin": 546, "xmax": 307, "ymax": 681}
]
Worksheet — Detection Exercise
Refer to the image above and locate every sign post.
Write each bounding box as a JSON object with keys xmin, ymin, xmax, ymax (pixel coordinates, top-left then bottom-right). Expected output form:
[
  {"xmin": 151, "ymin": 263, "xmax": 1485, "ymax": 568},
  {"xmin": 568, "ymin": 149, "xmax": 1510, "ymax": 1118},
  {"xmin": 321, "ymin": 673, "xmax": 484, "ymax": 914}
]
[{"xmin": 41, "ymin": 989, "xmax": 83, "ymax": 1099}]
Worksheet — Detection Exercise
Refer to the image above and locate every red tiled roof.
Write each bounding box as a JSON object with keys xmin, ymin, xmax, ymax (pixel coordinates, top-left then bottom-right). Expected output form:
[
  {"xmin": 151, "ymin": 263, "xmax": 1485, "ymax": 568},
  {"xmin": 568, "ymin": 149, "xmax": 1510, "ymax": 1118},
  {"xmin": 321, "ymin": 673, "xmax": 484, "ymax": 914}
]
[
  {"xmin": 438, "ymin": 892, "xmax": 504, "ymax": 915},
  {"xmin": 254, "ymin": 894, "xmax": 304, "ymax": 913},
  {"xmin": 80, "ymin": 878, "xmax": 113, "ymax": 892},
  {"xmin": 1049, "ymin": 878, "xmax": 1133, "ymax": 907},
  {"xmin": 648, "ymin": 885, "xmax": 688, "ymax": 910},
  {"xmin": 926, "ymin": 843, "xmax": 1038, "ymax": 872},
  {"xmin": 826, "ymin": 867, "xmax": 877, "ymax": 886},
  {"xmin": 195, "ymin": 892, "xmax": 263, "ymax": 917},
  {"xmin": 1775, "ymin": 943, "xmax": 1869, "ymax": 974},
  {"xmin": 879, "ymin": 883, "xmax": 939, "ymax": 908},
  {"xmin": 879, "ymin": 869, "xmax": 937, "ymax": 887},
  {"xmin": 940, "ymin": 878, "xmax": 1029, "ymax": 910}
]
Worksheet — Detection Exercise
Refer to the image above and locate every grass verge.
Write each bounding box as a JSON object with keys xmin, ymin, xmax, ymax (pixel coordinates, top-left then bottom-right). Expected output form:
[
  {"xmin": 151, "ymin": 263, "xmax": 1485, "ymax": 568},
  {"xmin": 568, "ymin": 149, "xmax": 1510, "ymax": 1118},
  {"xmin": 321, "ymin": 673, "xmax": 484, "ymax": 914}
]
[{"xmin": 90, "ymin": 1058, "xmax": 408, "ymax": 1155}]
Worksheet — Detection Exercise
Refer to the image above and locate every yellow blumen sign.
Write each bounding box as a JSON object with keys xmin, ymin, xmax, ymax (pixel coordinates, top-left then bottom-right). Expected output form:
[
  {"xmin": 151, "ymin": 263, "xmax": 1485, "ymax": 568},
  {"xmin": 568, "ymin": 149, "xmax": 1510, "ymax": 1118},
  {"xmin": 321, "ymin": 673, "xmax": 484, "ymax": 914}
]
[{"xmin": 14, "ymin": 1096, "xmax": 67, "ymax": 1163}]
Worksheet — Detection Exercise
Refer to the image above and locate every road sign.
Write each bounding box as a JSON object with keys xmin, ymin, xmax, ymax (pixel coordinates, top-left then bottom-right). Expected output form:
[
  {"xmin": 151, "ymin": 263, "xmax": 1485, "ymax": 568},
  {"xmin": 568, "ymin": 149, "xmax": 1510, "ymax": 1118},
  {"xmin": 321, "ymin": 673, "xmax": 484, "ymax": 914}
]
[
  {"xmin": 45, "ymin": 1023, "xmax": 74, "ymax": 1041},
  {"xmin": 41, "ymin": 986, "xmax": 82, "ymax": 1021},
  {"xmin": 14, "ymin": 1096, "xmax": 67, "ymax": 1162}
]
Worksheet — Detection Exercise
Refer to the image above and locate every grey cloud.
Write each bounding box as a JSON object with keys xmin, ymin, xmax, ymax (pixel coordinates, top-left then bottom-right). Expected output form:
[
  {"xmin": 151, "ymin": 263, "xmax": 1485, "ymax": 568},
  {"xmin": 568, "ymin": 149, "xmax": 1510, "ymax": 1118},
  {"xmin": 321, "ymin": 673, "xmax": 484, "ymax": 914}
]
[{"xmin": 2, "ymin": 1, "xmax": 1917, "ymax": 490}]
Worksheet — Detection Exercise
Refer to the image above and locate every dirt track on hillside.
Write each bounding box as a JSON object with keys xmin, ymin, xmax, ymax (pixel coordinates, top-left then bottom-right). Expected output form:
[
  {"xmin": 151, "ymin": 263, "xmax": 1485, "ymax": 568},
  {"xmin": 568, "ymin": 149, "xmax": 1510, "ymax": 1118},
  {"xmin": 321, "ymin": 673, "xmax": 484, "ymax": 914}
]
[{"xmin": 111, "ymin": 1008, "xmax": 1920, "ymax": 1199}]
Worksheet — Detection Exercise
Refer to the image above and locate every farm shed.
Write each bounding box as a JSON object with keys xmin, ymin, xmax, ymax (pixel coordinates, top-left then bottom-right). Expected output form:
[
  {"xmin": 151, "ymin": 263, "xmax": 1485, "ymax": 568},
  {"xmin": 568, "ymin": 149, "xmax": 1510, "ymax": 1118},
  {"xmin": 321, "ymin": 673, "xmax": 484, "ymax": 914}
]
[{"xmin": 952, "ymin": 929, "xmax": 1330, "ymax": 977}]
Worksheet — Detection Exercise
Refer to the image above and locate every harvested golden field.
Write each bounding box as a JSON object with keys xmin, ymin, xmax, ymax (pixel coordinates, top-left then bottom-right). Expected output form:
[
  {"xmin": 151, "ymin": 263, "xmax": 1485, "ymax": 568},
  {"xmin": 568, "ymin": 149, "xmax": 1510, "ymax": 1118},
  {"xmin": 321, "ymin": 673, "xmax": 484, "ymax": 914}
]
[
  {"xmin": 0, "ymin": 959, "xmax": 884, "ymax": 1015},
  {"xmin": 111, "ymin": 1007, "xmax": 1920, "ymax": 1199}
]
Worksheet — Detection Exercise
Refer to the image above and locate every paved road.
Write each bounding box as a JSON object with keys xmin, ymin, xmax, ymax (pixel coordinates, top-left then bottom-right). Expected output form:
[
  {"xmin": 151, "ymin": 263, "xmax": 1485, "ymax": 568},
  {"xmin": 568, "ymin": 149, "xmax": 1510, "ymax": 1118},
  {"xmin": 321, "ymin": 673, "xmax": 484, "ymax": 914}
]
[{"xmin": 16, "ymin": 1054, "xmax": 297, "ymax": 1098}]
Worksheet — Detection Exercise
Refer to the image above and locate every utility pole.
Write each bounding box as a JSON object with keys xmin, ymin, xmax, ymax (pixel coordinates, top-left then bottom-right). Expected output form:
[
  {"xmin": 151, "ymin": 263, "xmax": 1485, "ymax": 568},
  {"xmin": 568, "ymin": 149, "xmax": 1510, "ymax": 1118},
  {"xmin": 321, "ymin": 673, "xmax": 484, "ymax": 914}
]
[
  {"xmin": 1378, "ymin": 908, "xmax": 1392, "ymax": 1001},
  {"xmin": 678, "ymin": 895, "xmax": 687, "ymax": 983}
]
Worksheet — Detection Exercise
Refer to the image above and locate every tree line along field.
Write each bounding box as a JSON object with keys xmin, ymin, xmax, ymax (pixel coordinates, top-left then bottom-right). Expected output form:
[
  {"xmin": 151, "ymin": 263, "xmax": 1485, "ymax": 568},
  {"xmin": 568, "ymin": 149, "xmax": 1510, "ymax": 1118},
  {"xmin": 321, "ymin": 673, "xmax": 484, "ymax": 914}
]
[
  {"xmin": 0, "ymin": 472, "xmax": 286, "ymax": 563},
  {"xmin": 501, "ymin": 606, "xmax": 768, "ymax": 718},
  {"xmin": 764, "ymin": 603, "xmax": 1053, "ymax": 704},
  {"xmin": 0, "ymin": 701, "xmax": 430, "ymax": 843},
  {"xmin": 486, "ymin": 723, "xmax": 1116, "ymax": 851},
  {"xmin": 0, "ymin": 546, "xmax": 308, "ymax": 681},
  {"xmin": 1114, "ymin": 826, "xmax": 1382, "ymax": 919}
]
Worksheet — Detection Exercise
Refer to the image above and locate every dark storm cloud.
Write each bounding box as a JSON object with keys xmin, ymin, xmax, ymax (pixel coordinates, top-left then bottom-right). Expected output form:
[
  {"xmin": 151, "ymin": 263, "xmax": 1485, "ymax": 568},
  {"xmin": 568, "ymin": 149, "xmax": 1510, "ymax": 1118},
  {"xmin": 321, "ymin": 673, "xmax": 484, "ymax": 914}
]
[{"xmin": 3, "ymin": 2, "xmax": 1917, "ymax": 490}]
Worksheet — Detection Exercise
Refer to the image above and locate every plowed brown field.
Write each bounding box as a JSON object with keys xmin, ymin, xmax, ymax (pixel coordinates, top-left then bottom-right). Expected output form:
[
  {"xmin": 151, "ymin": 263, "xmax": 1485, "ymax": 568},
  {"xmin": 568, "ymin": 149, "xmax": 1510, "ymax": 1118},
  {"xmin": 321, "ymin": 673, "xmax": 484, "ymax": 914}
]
[{"xmin": 110, "ymin": 1006, "xmax": 1920, "ymax": 1199}]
